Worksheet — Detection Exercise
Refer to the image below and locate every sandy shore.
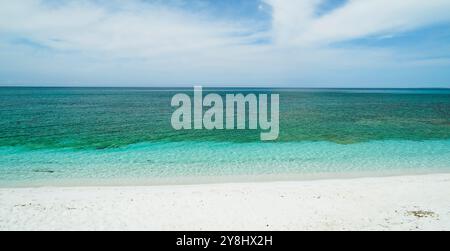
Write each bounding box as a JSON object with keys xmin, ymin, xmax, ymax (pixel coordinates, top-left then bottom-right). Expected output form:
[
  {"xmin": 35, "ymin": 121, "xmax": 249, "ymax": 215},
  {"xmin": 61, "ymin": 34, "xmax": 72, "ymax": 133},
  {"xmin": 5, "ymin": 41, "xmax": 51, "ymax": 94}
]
[{"xmin": 1, "ymin": 173, "xmax": 450, "ymax": 231}]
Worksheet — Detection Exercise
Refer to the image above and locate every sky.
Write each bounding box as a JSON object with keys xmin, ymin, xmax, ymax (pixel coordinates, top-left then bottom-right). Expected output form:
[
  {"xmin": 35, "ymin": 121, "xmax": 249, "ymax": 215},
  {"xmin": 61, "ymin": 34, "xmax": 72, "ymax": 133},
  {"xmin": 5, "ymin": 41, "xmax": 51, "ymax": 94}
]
[{"xmin": 0, "ymin": 0, "xmax": 450, "ymax": 87}]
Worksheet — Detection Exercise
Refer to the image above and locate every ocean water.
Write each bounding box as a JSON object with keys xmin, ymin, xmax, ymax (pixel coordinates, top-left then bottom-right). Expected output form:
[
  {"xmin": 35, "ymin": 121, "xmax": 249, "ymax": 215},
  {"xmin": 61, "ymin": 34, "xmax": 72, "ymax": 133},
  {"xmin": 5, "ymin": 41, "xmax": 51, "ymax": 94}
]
[{"xmin": 0, "ymin": 87, "xmax": 449, "ymax": 187}]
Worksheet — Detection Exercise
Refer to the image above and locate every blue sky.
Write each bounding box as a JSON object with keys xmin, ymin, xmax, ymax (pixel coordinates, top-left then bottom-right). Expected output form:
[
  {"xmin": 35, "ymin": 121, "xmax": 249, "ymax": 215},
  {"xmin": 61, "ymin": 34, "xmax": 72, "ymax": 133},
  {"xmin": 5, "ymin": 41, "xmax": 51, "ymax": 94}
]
[{"xmin": 0, "ymin": 0, "xmax": 450, "ymax": 87}]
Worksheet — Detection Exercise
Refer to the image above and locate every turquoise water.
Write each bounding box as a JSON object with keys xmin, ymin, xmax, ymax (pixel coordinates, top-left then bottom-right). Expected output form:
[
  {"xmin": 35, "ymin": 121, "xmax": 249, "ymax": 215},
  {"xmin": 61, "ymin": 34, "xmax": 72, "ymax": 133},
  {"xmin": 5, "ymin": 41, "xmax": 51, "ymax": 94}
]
[{"xmin": 0, "ymin": 87, "xmax": 449, "ymax": 186}]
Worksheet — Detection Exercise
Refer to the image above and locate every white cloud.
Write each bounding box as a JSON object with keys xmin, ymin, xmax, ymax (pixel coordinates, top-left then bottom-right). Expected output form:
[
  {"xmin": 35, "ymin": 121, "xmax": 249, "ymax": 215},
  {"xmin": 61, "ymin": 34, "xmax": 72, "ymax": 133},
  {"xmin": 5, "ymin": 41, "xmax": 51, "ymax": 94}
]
[
  {"xmin": 0, "ymin": 0, "xmax": 265, "ymax": 57},
  {"xmin": 266, "ymin": 0, "xmax": 450, "ymax": 46},
  {"xmin": 0, "ymin": 0, "xmax": 449, "ymax": 86},
  {"xmin": 263, "ymin": 0, "xmax": 320, "ymax": 45}
]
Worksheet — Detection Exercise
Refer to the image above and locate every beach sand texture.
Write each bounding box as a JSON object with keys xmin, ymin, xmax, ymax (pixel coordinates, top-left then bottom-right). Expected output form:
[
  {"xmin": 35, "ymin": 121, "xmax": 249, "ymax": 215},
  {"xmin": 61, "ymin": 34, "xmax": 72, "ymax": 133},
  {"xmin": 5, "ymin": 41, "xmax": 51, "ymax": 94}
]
[{"xmin": 1, "ymin": 174, "xmax": 449, "ymax": 231}]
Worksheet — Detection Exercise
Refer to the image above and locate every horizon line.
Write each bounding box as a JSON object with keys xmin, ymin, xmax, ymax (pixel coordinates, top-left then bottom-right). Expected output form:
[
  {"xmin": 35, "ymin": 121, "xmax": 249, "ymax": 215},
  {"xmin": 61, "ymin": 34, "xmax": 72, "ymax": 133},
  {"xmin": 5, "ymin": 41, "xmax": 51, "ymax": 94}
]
[{"xmin": 0, "ymin": 84, "xmax": 449, "ymax": 90}]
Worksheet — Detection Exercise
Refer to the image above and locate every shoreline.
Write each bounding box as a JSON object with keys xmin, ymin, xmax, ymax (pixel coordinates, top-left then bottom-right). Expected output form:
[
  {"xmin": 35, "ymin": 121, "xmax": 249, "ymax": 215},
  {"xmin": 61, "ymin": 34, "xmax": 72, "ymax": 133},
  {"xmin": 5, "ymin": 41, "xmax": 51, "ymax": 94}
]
[
  {"xmin": 2, "ymin": 169, "xmax": 450, "ymax": 189},
  {"xmin": 2, "ymin": 140, "xmax": 450, "ymax": 187},
  {"xmin": 1, "ymin": 173, "xmax": 450, "ymax": 231}
]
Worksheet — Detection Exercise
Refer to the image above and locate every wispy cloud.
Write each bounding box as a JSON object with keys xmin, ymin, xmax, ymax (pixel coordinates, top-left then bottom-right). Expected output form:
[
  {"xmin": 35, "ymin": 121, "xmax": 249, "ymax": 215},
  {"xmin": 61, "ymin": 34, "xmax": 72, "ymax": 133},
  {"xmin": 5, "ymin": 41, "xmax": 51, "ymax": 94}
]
[
  {"xmin": 266, "ymin": 0, "xmax": 450, "ymax": 46},
  {"xmin": 0, "ymin": 0, "xmax": 449, "ymax": 87},
  {"xmin": 0, "ymin": 0, "xmax": 268, "ymax": 56}
]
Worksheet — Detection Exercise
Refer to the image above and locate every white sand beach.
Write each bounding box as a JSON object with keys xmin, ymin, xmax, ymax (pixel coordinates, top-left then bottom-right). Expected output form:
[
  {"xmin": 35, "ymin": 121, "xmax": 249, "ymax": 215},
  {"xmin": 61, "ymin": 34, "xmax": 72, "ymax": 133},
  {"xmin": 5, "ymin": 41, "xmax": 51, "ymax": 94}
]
[{"xmin": 1, "ymin": 173, "xmax": 450, "ymax": 231}]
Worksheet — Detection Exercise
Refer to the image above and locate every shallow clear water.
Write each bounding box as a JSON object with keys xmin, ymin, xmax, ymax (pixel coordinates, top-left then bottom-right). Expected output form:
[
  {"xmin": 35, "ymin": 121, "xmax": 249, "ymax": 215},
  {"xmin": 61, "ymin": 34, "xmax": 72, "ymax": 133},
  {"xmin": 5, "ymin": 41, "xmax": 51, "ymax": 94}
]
[{"xmin": 0, "ymin": 87, "xmax": 449, "ymax": 186}]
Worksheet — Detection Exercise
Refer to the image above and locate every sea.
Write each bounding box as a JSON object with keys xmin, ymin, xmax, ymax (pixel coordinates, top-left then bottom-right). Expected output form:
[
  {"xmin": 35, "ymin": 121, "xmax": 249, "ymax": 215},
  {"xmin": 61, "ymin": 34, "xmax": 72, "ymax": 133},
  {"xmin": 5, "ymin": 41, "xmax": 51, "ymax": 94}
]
[{"xmin": 0, "ymin": 87, "xmax": 449, "ymax": 187}]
